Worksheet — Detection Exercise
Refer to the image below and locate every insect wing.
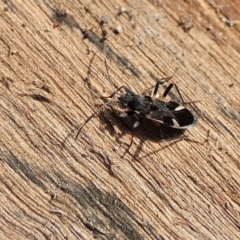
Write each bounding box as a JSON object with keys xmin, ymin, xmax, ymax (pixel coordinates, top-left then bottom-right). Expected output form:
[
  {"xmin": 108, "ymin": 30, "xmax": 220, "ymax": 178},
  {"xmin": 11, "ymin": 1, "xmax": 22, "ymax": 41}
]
[{"xmin": 146, "ymin": 100, "xmax": 195, "ymax": 129}]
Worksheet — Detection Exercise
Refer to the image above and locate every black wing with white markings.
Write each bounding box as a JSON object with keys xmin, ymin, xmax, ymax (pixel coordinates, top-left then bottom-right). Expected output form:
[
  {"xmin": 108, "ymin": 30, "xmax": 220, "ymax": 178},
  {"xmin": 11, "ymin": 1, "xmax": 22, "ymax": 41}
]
[{"xmin": 146, "ymin": 99, "xmax": 195, "ymax": 129}]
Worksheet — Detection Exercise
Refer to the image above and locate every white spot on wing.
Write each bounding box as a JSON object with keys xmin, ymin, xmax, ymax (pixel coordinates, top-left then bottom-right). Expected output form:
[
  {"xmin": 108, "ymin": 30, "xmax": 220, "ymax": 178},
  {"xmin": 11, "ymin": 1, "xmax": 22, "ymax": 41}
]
[
  {"xmin": 175, "ymin": 106, "xmax": 185, "ymax": 111},
  {"xmin": 172, "ymin": 119, "xmax": 180, "ymax": 127}
]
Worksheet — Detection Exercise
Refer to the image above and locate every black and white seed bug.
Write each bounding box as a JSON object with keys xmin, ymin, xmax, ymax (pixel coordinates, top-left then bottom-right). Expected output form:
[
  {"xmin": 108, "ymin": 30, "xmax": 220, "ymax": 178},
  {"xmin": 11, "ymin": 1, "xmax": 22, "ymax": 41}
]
[{"xmin": 75, "ymin": 58, "xmax": 195, "ymax": 140}]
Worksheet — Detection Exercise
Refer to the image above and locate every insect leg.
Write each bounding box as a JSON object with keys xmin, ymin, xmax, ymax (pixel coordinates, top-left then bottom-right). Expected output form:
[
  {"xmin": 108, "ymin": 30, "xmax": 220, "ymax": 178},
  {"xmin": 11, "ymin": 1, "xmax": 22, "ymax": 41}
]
[
  {"xmin": 124, "ymin": 116, "xmax": 143, "ymax": 154},
  {"xmin": 119, "ymin": 111, "xmax": 144, "ymax": 128},
  {"xmin": 122, "ymin": 130, "xmax": 134, "ymax": 157},
  {"xmin": 151, "ymin": 68, "xmax": 180, "ymax": 98},
  {"xmin": 162, "ymin": 83, "xmax": 185, "ymax": 103},
  {"xmin": 151, "ymin": 76, "xmax": 173, "ymax": 98},
  {"xmin": 158, "ymin": 127, "xmax": 164, "ymax": 139},
  {"xmin": 162, "ymin": 82, "xmax": 200, "ymax": 106},
  {"xmin": 129, "ymin": 131, "xmax": 134, "ymax": 149}
]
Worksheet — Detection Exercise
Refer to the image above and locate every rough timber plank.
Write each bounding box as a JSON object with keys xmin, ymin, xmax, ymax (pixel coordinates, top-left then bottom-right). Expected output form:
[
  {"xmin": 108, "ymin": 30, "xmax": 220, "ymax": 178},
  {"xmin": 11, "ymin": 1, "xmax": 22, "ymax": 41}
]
[{"xmin": 0, "ymin": 0, "xmax": 240, "ymax": 239}]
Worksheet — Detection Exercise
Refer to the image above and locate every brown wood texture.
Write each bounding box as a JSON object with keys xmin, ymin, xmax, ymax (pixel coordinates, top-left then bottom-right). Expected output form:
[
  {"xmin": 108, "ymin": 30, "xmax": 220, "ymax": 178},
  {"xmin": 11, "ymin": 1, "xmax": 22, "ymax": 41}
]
[{"xmin": 0, "ymin": 0, "xmax": 240, "ymax": 239}]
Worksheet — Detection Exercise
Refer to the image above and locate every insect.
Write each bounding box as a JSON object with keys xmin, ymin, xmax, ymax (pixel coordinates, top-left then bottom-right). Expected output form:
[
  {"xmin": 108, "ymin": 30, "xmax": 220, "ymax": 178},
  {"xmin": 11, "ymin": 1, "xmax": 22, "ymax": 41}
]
[{"xmin": 75, "ymin": 59, "xmax": 195, "ymax": 141}]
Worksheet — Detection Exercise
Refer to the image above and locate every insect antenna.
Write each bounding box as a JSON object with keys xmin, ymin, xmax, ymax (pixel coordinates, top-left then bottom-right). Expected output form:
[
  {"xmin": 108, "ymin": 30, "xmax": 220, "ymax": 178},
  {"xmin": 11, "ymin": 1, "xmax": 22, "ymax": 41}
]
[
  {"xmin": 104, "ymin": 57, "xmax": 122, "ymax": 96},
  {"xmin": 75, "ymin": 98, "xmax": 114, "ymax": 140},
  {"xmin": 75, "ymin": 56, "xmax": 121, "ymax": 140}
]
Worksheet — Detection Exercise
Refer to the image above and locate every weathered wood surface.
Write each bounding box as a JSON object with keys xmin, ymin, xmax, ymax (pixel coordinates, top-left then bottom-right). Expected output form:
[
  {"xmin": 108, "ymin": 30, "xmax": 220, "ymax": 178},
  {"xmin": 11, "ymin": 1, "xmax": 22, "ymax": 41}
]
[{"xmin": 0, "ymin": 0, "xmax": 240, "ymax": 239}]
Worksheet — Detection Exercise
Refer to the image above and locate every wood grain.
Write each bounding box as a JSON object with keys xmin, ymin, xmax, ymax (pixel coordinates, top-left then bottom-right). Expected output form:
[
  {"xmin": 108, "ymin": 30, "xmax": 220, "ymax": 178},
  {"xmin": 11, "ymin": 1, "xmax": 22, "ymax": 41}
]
[{"xmin": 0, "ymin": 0, "xmax": 240, "ymax": 239}]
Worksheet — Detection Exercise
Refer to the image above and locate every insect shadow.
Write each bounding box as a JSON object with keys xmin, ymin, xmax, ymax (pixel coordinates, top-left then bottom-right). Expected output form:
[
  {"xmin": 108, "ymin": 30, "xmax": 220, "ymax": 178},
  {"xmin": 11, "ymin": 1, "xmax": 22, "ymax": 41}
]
[
  {"xmin": 94, "ymin": 108, "xmax": 189, "ymax": 158},
  {"xmin": 75, "ymin": 57, "xmax": 196, "ymax": 149},
  {"xmin": 100, "ymin": 107, "xmax": 187, "ymax": 144}
]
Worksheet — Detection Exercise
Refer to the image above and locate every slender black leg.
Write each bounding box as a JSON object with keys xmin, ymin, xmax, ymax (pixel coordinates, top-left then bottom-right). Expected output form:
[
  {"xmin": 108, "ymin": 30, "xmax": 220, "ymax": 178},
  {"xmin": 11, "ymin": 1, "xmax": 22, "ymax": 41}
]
[
  {"xmin": 158, "ymin": 127, "xmax": 164, "ymax": 140},
  {"xmin": 162, "ymin": 83, "xmax": 199, "ymax": 105},
  {"xmin": 120, "ymin": 112, "xmax": 144, "ymax": 128},
  {"xmin": 151, "ymin": 68, "xmax": 181, "ymax": 98},
  {"xmin": 129, "ymin": 130, "xmax": 134, "ymax": 149},
  {"xmin": 151, "ymin": 76, "xmax": 173, "ymax": 98},
  {"xmin": 122, "ymin": 117, "xmax": 144, "ymax": 156},
  {"xmin": 162, "ymin": 83, "xmax": 185, "ymax": 103},
  {"xmin": 121, "ymin": 128, "xmax": 135, "ymax": 158}
]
